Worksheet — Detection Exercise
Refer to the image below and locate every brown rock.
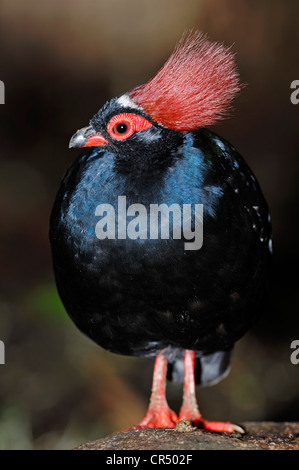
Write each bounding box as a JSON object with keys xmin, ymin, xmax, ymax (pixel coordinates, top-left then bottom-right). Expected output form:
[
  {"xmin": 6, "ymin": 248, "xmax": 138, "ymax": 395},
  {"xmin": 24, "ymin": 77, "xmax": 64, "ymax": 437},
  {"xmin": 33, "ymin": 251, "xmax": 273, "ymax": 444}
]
[{"xmin": 74, "ymin": 421, "xmax": 299, "ymax": 450}]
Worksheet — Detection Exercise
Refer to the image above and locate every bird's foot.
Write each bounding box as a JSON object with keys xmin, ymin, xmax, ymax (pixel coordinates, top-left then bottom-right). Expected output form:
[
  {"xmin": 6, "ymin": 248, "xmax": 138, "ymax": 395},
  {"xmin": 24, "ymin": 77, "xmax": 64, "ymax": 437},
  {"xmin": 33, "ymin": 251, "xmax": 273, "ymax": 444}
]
[
  {"xmin": 178, "ymin": 408, "xmax": 201, "ymax": 423},
  {"xmin": 194, "ymin": 418, "xmax": 245, "ymax": 434},
  {"xmin": 178, "ymin": 409, "xmax": 243, "ymax": 433},
  {"xmin": 133, "ymin": 406, "xmax": 178, "ymax": 429}
]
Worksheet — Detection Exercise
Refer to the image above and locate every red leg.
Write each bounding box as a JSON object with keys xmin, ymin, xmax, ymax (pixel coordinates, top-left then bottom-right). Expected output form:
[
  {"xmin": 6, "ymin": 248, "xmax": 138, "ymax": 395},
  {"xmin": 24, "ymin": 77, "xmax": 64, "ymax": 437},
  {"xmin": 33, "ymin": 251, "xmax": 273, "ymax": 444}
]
[
  {"xmin": 133, "ymin": 354, "xmax": 178, "ymax": 429},
  {"xmin": 178, "ymin": 350, "xmax": 202, "ymax": 423},
  {"xmin": 178, "ymin": 350, "xmax": 244, "ymax": 434}
]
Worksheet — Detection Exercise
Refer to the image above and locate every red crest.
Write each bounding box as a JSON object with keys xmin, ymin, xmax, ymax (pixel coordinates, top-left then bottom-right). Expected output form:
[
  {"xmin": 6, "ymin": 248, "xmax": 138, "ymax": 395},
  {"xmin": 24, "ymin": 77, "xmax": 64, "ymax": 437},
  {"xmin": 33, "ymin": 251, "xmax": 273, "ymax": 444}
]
[{"xmin": 129, "ymin": 32, "xmax": 242, "ymax": 131}]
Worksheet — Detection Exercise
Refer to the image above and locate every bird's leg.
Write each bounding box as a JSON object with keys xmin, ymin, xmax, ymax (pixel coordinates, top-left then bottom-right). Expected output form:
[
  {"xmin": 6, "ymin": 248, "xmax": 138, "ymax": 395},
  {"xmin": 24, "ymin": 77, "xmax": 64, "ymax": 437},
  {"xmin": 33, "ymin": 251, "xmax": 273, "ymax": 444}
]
[
  {"xmin": 178, "ymin": 350, "xmax": 202, "ymax": 423},
  {"xmin": 178, "ymin": 350, "xmax": 244, "ymax": 434},
  {"xmin": 134, "ymin": 354, "xmax": 178, "ymax": 428}
]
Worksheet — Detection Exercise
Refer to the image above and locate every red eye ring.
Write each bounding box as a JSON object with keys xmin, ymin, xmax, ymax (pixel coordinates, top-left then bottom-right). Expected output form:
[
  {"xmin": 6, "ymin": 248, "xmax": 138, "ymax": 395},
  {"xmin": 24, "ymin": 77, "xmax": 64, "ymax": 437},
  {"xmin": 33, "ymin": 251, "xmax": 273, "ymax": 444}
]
[{"xmin": 107, "ymin": 113, "xmax": 152, "ymax": 141}]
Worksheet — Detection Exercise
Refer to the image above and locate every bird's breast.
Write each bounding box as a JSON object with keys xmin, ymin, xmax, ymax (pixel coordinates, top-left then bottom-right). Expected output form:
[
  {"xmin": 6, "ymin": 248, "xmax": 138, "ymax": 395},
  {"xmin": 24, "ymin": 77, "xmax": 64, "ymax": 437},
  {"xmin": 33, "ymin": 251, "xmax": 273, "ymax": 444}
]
[{"xmin": 50, "ymin": 134, "xmax": 271, "ymax": 356}]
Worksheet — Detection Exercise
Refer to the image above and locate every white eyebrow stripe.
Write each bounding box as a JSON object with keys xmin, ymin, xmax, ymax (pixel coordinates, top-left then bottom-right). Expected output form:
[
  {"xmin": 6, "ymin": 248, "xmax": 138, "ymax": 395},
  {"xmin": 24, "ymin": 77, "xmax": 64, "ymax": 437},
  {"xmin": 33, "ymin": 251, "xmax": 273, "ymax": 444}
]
[
  {"xmin": 117, "ymin": 94, "xmax": 143, "ymax": 111},
  {"xmin": 117, "ymin": 93, "xmax": 166, "ymax": 128}
]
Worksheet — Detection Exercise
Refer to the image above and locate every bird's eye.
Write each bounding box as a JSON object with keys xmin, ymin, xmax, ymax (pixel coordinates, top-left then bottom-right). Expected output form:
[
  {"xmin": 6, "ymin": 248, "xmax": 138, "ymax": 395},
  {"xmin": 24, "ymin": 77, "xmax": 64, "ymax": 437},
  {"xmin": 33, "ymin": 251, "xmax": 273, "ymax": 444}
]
[
  {"xmin": 107, "ymin": 113, "xmax": 152, "ymax": 141},
  {"xmin": 113, "ymin": 121, "xmax": 131, "ymax": 136}
]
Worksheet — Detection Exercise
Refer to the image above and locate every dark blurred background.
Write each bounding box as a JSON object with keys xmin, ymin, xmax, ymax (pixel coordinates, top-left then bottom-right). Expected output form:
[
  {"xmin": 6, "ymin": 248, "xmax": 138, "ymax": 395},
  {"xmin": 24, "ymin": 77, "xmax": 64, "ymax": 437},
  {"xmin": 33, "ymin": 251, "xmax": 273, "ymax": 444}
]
[{"xmin": 0, "ymin": 0, "xmax": 298, "ymax": 450}]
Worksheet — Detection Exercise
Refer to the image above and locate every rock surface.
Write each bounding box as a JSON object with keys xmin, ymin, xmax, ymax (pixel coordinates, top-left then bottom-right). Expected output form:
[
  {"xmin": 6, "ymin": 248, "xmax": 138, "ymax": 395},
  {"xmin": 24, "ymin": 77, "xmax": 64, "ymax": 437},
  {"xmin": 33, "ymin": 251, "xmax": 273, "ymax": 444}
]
[{"xmin": 74, "ymin": 421, "xmax": 299, "ymax": 450}]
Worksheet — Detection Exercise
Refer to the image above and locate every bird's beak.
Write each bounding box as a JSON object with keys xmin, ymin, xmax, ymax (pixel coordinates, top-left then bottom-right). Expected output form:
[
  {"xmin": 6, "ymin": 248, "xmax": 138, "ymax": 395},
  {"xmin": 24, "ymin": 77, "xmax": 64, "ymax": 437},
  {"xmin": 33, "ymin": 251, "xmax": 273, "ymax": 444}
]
[{"xmin": 69, "ymin": 125, "xmax": 108, "ymax": 148}]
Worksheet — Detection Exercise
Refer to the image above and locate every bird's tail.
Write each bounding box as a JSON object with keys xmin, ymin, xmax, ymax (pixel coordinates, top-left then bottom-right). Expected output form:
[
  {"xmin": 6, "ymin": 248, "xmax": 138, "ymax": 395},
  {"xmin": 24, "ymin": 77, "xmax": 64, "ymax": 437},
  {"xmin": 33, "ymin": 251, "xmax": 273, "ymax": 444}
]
[{"xmin": 167, "ymin": 348, "xmax": 233, "ymax": 386}]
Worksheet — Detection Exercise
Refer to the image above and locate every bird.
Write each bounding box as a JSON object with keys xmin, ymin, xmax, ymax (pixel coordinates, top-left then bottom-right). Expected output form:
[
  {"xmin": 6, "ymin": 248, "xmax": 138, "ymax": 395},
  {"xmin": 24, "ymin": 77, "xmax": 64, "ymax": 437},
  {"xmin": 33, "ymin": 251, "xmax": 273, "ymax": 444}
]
[{"xmin": 49, "ymin": 31, "xmax": 272, "ymax": 433}]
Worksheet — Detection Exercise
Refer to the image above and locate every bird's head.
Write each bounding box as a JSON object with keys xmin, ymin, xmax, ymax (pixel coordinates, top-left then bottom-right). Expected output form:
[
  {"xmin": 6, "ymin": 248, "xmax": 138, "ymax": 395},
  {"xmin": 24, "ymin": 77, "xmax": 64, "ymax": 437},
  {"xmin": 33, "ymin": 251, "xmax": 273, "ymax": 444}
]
[
  {"xmin": 69, "ymin": 95, "xmax": 182, "ymax": 168},
  {"xmin": 69, "ymin": 31, "xmax": 242, "ymax": 167}
]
